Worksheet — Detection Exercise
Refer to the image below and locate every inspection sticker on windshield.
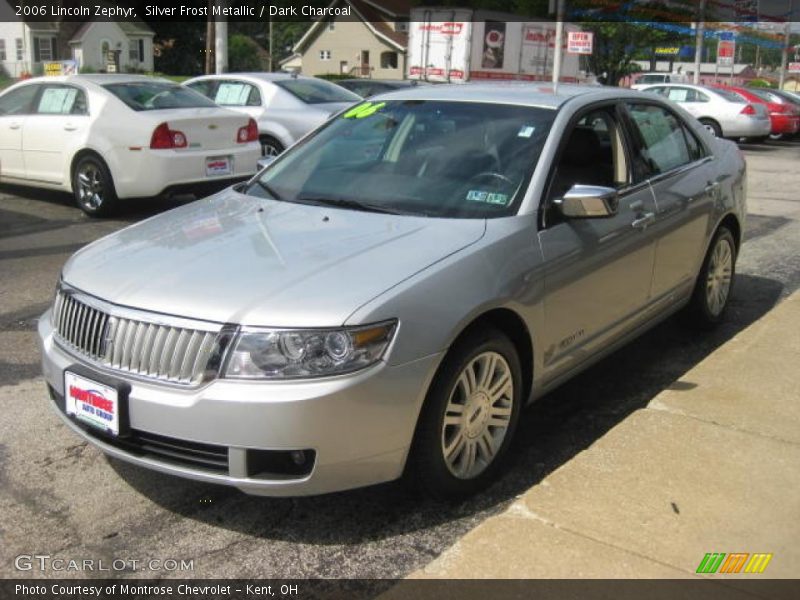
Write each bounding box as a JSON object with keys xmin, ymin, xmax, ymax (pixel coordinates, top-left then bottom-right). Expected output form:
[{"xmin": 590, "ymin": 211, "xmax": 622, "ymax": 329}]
[
  {"xmin": 466, "ymin": 190, "xmax": 509, "ymax": 205},
  {"xmin": 518, "ymin": 125, "xmax": 536, "ymax": 138},
  {"xmin": 343, "ymin": 101, "xmax": 386, "ymax": 119}
]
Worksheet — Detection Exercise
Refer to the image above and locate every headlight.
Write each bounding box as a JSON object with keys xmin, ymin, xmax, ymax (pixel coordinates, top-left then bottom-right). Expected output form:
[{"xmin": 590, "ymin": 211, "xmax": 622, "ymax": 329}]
[{"xmin": 223, "ymin": 321, "xmax": 396, "ymax": 380}]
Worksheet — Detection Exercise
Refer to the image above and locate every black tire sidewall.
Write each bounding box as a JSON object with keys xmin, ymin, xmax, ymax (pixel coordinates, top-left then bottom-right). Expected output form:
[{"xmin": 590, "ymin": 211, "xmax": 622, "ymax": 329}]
[
  {"xmin": 700, "ymin": 119, "xmax": 722, "ymax": 138},
  {"xmin": 73, "ymin": 155, "xmax": 118, "ymax": 217},
  {"xmin": 409, "ymin": 327, "xmax": 523, "ymax": 500},
  {"xmin": 260, "ymin": 136, "xmax": 284, "ymax": 157},
  {"xmin": 689, "ymin": 227, "xmax": 737, "ymax": 328}
]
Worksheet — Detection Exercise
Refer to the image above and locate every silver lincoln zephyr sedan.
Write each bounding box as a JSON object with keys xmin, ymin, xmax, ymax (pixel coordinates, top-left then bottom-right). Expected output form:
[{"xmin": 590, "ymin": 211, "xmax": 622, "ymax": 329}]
[{"xmin": 39, "ymin": 84, "xmax": 746, "ymax": 499}]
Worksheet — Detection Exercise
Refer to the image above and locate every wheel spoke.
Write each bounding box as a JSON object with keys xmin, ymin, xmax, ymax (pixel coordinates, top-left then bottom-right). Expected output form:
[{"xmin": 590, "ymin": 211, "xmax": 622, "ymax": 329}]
[
  {"xmin": 488, "ymin": 372, "xmax": 511, "ymax": 402},
  {"xmin": 444, "ymin": 432, "xmax": 466, "ymax": 462},
  {"xmin": 477, "ymin": 353, "xmax": 497, "ymax": 389}
]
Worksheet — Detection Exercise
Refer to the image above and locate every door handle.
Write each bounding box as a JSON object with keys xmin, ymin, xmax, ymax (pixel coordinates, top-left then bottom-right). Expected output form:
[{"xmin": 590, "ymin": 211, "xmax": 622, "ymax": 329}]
[
  {"xmin": 704, "ymin": 181, "xmax": 719, "ymax": 194},
  {"xmin": 64, "ymin": 124, "xmax": 78, "ymax": 131},
  {"xmin": 631, "ymin": 212, "xmax": 656, "ymax": 229},
  {"xmin": 9, "ymin": 123, "xmax": 21, "ymax": 130}
]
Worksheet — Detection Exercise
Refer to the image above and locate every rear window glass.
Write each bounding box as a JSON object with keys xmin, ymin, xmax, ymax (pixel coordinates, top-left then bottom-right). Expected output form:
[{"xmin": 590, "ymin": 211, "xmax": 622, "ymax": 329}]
[
  {"xmin": 103, "ymin": 82, "xmax": 217, "ymax": 111},
  {"xmin": 712, "ymin": 87, "xmax": 745, "ymax": 103},
  {"xmin": 273, "ymin": 78, "xmax": 360, "ymax": 105}
]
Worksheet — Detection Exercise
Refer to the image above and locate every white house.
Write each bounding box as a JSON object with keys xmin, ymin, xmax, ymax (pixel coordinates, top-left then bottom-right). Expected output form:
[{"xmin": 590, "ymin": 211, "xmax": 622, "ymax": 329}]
[{"xmin": 0, "ymin": 19, "xmax": 154, "ymax": 78}]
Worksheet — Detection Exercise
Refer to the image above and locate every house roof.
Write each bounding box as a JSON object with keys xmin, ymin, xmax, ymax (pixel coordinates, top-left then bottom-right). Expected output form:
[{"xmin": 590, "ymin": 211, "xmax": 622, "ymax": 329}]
[
  {"xmin": 294, "ymin": 0, "xmax": 409, "ymax": 54},
  {"xmin": 69, "ymin": 19, "xmax": 154, "ymax": 44}
]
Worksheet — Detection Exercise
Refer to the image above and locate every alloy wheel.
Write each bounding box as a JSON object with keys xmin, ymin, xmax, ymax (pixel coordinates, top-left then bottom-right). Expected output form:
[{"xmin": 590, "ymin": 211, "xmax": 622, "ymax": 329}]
[
  {"xmin": 706, "ymin": 237, "xmax": 733, "ymax": 316},
  {"xmin": 77, "ymin": 163, "xmax": 105, "ymax": 210},
  {"xmin": 441, "ymin": 351, "xmax": 514, "ymax": 480}
]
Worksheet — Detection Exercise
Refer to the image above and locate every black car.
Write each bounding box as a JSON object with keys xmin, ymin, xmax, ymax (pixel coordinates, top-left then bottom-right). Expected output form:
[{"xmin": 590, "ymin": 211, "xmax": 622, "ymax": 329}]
[{"xmin": 335, "ymin": 79, "xmax": 423, "ymax": 98}]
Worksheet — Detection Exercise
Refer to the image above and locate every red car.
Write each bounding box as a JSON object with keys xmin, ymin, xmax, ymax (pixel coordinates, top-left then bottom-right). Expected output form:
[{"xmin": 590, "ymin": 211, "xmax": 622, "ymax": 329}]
[{"xmin": 712, "ymin": 84, "xmax": 800, "ymax": 139}]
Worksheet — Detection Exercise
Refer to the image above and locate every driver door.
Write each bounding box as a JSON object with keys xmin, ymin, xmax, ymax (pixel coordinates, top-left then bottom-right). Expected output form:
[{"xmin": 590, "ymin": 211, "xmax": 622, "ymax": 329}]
[{"xmin": 538, "ymin": 103, "xmax": 658, "ymax": 383}]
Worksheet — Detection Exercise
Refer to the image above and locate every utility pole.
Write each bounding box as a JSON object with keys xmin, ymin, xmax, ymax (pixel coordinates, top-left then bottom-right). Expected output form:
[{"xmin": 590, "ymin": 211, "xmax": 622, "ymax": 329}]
[
  {"xmin": 778, "ymin": 4, "xmax": 792, "ymax": 89},
  {"xmin": 552, "ymin": 0, "xmax": 565, "ymax": 93},
  {"xmin": 215, "ymin": 1, "xmax": 228, "ymax": 74},
  {"xmin": 268, "ymin": 17, "xmax": 273, "ymax": 72},
  {"xmin": 693, "ymin": 0, "xmax": 706, "ymax": 85},
  {"xmin": 205, "ymin": 0, "xmax": 215, "ymax": 75}
]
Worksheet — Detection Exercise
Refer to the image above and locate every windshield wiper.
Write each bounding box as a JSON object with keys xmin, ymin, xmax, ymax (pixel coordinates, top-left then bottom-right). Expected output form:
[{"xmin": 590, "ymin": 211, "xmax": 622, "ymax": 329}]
[
  {"xmin": 295, "ymin": 194, "xmax": 412, "ymax": 215},
  {"xmin": 252, "ymin": 180, "xmax": 283, "ymax": 201}
]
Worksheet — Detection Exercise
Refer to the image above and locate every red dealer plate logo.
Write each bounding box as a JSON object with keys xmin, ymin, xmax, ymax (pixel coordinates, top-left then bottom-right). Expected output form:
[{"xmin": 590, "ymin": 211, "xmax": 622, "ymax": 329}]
[
  {"xmin": 206, "ymin": 156, "xmax": 232, "ymax": 177},
  {"xmin": 65, "ymin": 371, "xmax": 120, "ymax": 436}
]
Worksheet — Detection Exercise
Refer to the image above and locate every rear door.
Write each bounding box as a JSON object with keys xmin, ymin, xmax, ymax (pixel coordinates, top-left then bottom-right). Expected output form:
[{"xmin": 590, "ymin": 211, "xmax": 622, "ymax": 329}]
[
  {"xmin": 538, "ymin": 102, "xmax": 658, "ymax": 382},
  {"xmin": 22, "ymin": 84, "xmax": 90, "ymax": 184},
  {"xmin": 0, "ymin": 84, "xmax": 40, "ymax": 180},
  {"xmin": 622, "ymin": 101, "xmax": 716, "ymax": 301}
]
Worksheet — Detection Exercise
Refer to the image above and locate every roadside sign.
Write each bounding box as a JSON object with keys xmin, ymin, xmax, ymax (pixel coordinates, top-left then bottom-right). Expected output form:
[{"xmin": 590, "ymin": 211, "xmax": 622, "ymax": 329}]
[
  {"xmin": 655, "ymin": 46, "xmax": 680, "ymax": 56},
  {"xmin": 718, "ymin": 40, "xmax": 735, "ymax": 67},
  {"xmin": 567, "ymin": 31, "xmax": 593, "ymax": 54},
  {"xmin": 43, "ymin": 60, "xmax": 77, "ymax": 76},
  {"xmin": 788, "ymin": 62, "xmax": 800, "ymax": 73}
]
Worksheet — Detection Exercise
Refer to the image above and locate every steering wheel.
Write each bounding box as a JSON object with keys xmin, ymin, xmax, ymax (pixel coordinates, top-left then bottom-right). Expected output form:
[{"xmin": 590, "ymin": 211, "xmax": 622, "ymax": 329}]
[{"xmin": 469, "ymin": 171, "xmax": 514, "ymax": 186}]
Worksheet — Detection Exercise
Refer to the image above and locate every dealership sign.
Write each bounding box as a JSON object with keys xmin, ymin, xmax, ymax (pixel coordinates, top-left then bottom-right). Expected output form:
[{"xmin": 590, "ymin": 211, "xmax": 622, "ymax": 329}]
[
  {"xmin": 717, "ymin": 34, "xmax": 735, "ymax": 67},
  {"xmin": 567, "ymin": 31, "xmax": 593, "ymax": 54},
  {"xmin": 43, "ymin": 60, "xmax": 77, "ymax": 76},
  {"xmin": 788, "ymin": 62, "xmax": 800, "ymax": 73}
]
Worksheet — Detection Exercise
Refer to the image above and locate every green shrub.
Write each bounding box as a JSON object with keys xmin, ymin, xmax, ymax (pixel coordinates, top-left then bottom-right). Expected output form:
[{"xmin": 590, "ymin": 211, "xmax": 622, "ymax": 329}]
[
  {"xmin": 229, "ymin": 34, "xmax": 268, "ymax": 72},
  {"xmin": 747, "ymin": 79, "xmax": 775, "ymax": 88}
]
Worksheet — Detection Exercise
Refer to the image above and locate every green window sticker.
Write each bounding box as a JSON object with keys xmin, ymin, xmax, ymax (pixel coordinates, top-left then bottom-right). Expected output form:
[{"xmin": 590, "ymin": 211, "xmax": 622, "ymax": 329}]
[
  {"xmin": 466, "ymin": 190, "xmax": 509, "ymax": 206},
  {"xmin": 343, "ymin": 101, "xmax": 386, "ymax": 119}
]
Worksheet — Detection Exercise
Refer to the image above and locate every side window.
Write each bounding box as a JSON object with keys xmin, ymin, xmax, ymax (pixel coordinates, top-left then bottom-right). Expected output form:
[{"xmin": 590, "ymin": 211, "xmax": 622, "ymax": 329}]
[
  {"xmin": 213, "ymin": 81, "xmax": 261, "ymax": 107},
  {"xmin": 626, "ymin": 103, "xmax": 693, "ymax": 175},
  {"xmin": 547, "ymin": 107, "xmax": 630, "ymax": 207},
  {"xmin": 0, "ymin": 85, "xmax": 40, "ymax": 116},
  {"xmin": 696, "ymin": 91, "xmax": 710, "ymax": 103},
  {"xmin": 35, "ymin": 85, "xmax": 88, "ymax": 115},
  {"xmin": 682, "ymin": 126, "xmax": 706, "ymax": 161}
]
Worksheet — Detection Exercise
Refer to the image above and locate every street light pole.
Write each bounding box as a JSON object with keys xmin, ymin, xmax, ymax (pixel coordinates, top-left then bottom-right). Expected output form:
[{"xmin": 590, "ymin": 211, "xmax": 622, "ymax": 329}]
[
  {"xmin": 693, "ymin": 0, "xmax": 706, "ymax": 84},
  {"xmin": 778, "ymin": 1, "xmax": 792, "ymax": 89},
  {"xmin": 552, "ymin": 0, "xmax": 565, "ymax": 93}
]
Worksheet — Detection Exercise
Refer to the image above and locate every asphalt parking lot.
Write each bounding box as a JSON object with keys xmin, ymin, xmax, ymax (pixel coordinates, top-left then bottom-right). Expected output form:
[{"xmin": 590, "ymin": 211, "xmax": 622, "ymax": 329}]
[{"xmin": 1, "ymin": 139, "xmax": 800, "ymax": 580}]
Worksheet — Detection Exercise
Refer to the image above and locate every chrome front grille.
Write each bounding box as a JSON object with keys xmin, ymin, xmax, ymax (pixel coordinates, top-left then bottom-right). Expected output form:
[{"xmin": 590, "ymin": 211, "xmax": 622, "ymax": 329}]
[{"xmin": 52, "ymin": 289, "xmax": 221, "ymax": 385}]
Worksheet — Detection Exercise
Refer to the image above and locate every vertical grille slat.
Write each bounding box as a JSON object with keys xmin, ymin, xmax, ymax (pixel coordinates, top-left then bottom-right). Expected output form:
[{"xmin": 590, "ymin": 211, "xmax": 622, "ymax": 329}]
[{"xmin": 51, "ymin": 290, "xmax": 219, "ymax": 385}]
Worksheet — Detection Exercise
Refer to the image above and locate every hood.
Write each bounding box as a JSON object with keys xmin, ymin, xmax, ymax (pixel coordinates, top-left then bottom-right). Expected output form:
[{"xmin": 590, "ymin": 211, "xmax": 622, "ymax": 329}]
[{"xmin": 62, "ymin": 191, "xmax": 486, "ymax": 327}]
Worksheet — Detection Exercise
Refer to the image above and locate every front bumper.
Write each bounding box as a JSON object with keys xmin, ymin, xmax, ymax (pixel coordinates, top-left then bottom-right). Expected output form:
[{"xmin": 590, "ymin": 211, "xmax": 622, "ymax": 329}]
[
  {"xmin": 38, "ymin": 311, "xmax": 441, "ymax": 496},
  {"xmin": 111, "ymin": 143, "xmax": 260, "ymax": 199}
]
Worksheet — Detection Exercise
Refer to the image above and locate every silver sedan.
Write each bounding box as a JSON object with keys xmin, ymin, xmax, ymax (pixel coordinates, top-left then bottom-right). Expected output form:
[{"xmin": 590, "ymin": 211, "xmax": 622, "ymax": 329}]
[
  {"xmin": 38, "ymin": 84, "xmax": 746, "ymax": 499},
  {"xmin": 182, "ymin": 73, "xmax": 360, "ymax": 157},
  {"xmin": 638, "ymin": 82, "xmax": 771, "ymax": 141}
]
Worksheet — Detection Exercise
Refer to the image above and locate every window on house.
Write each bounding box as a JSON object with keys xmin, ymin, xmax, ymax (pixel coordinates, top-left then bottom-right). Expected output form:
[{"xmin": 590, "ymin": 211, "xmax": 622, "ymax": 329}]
[
  {"xmin": 129, "ymin": 41, "xmax": 139, "ymax": 62},
  {"xmin": 328, "ymin": 21, "xmax": 335, "ymax": 31},
  {"xmin": 380, "ymin": 51, "xmax": 398, "ymax": 69},
  {"xmin": 138, "ymin": 39, "xmax": 144, "ymax": 61},
  {"xmin": 395, "ymin": 21, "xmax": 409, "ymax": 32},
  {"xmin": 319, "ymin": 50, "xmax": 331, "ymax": 61},
  {"xmin": 0, "ymin": 41, "xmax": 6, "ymax": 61},
  {"xmin": 15, "ymin": 38, "xmax": 23, "ymax": 60},
  {"xmin": 33, "ymin": 37, "xmax": 56, "ymax": 62}
]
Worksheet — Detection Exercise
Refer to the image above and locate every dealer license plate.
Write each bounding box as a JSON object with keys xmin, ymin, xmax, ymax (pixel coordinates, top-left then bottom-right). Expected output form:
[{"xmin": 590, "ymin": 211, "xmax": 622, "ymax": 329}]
[
  {"xmin": 206, "ymin": 156, "xmax": 232, "ymax": 177},
  {"xmin": 64, "ymin": 371, "xmax": 120, "ymax": 436}
]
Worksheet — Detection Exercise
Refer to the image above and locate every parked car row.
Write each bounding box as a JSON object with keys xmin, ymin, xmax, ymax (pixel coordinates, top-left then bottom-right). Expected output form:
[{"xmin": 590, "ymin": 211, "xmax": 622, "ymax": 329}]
[{"xmin": 637, "ymin": 82, "xmax": 800, "ymax": 142}]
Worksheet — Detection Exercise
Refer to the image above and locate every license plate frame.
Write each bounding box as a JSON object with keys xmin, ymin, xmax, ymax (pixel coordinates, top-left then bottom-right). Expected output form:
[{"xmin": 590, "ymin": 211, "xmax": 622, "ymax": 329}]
[
  {"xmin": 63, "ymin": 366, "xmax": 131, "ymax": 438},
  {"xmin": 205, "ymin": 156, "xmax": 232, "ymax": 177}
]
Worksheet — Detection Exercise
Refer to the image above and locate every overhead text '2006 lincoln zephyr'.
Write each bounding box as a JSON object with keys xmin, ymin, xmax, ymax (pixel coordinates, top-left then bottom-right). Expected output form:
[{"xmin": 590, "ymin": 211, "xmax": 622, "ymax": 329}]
[{"xmin": 39, "ymin": 84, "xmax": 746, "ymax": 499}]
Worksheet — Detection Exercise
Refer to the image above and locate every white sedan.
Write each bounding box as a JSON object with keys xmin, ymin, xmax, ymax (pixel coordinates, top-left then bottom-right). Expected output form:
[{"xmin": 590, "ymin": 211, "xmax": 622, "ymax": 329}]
[{"xmin": 0, "ymin": 74, "xmax": 260, "ymax": 216}]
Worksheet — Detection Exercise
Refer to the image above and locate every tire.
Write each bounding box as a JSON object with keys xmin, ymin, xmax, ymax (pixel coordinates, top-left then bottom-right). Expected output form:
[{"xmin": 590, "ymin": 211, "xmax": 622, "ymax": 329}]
[
  {"xmin": 72, "ymin": 154, "xmax": 119, "ymax": 217},
  {"xmin": 686, "ymin": 227, "xmax": 737, "ymax": 329},
  {"xmin": 407, "ymin": 326, "xmax": 523, "ymax": 500},
  {"xmin": 769, "ymin": 133, "xmax": 784, "ymax": 141},
  {"xmin": 747, "ymin": 135, "xmax": 769, "ymax": 144},
  {"xmin": 699, "ymin": 119, "xmax": 722, "ymax": 138},
  {"xmin": 259, "ymin": 135, "xmax": 284, "ymax": 158}
]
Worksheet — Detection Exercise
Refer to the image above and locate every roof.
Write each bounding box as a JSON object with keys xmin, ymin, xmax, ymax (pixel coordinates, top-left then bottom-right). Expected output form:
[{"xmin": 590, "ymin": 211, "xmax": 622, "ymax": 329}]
[
  {"xmin": 69, "ymin": 19, "xmax": 154, "ymax": 44},
  {"xmin": 23, "ymin": 74, "xmax": 169, "ymax": 86},
  {"xmin": 367, "ymin": 82, "xmax": 641, "ymax": 108},
  {"xmin": 294, "ymin": 0, "xmax": 408, "ymax": 54},
  {"xmin": 185, "ymin": 73, "xmax": 310, "ymax": 84}
]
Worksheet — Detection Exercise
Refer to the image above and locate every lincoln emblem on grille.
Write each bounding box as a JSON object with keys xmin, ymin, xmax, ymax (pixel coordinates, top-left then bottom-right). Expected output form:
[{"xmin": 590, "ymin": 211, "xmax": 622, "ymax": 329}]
[{"xmin": 101, "ymin": 316, "xmax": 117, "ymax": 356}]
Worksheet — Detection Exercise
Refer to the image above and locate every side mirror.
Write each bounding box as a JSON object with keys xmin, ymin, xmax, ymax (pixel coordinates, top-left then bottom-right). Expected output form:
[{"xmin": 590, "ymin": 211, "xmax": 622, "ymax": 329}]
[
  {"xmin": 554, "ymin": 184, "xmax": 619, "ymax": 218},
  {"xmin": 257, "ymin": 156, "xmax": 276, "ymax": 171}
]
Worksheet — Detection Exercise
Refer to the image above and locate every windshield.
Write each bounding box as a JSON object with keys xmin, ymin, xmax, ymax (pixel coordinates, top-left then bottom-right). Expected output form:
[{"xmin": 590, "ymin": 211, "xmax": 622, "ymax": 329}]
[
  {"xmin": 639, "ymin": 74, "xmax": 666, "ymax": 84},
  {"xmin": 273, "ymin": 78, "xmax": 362, "ymax": 104},
  {"xmin": 103, "ymin": 82, "xmax": 217, "ymax": 111},
  {"xmin": 246, "ymin": 100, "xmax": 555, "ymax": 218}
]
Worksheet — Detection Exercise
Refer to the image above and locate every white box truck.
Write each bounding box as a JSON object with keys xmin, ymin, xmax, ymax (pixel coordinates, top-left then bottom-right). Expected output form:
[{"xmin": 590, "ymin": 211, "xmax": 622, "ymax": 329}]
[{"xmin": 407, "ymin": 8, "xmax": 582, "ymax": 84}]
